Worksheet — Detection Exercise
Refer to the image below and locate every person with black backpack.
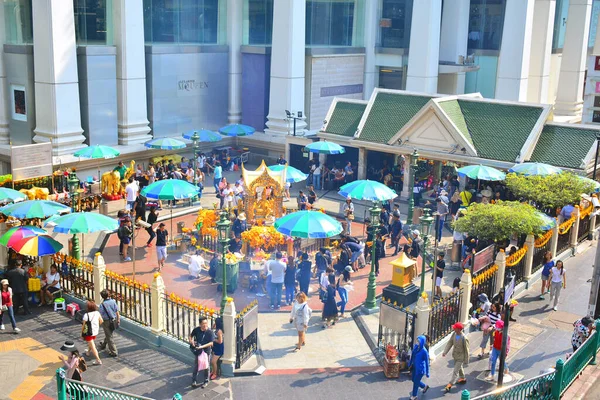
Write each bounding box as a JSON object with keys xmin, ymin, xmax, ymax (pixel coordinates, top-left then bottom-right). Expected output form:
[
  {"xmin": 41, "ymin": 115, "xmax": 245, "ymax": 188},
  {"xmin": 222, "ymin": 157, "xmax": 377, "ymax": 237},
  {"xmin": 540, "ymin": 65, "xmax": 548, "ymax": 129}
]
[
  {"xmin": 98, "ymin": 290, "xmax": 120, "ymax": 357},
  {"xmin": 81, "ymin": 300, "xmax": 103, "ymax": 365}
]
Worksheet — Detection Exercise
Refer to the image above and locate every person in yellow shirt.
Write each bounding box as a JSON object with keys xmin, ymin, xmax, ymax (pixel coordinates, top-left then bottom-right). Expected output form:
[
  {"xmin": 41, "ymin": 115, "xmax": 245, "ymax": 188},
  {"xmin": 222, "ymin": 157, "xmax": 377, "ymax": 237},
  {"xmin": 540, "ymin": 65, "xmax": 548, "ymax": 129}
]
[{"xmin": 460, "ymin": 189, "xmax": 472, "ymax": 206}]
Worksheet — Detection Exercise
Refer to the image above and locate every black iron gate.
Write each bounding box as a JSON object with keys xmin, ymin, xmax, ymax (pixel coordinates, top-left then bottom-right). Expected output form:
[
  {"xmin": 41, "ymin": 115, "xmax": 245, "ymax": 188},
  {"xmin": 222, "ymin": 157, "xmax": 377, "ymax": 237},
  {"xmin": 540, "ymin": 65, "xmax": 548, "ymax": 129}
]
[{"xmin": 235, "ymin": 302, "xmax": 258, "ymax": 369}]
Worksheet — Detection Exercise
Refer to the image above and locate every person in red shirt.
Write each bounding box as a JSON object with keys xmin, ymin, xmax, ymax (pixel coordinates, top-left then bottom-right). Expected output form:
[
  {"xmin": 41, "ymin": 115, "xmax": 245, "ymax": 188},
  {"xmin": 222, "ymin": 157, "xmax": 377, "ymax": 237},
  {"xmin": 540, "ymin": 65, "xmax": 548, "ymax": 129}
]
[
  {"xmin": 0, "ymin": 279, "xmax": 20, "ymax": 332},
  {"xmin": 487, "ymin": 319, "xmax": 510, "ymax": 380}
]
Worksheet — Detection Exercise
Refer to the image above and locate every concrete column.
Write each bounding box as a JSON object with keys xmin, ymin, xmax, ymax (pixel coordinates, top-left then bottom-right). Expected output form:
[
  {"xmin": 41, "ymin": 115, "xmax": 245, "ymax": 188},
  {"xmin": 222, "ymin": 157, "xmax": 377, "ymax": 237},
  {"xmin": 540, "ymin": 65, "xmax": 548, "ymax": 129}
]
[
  {"xmin": 0, "ymin": 222, "xmax": 7, "ymax": 269},
  {"xmin": 265, "ymin": 0, "xmax": 307, "ymax": 135},
  {"xmin": 458, "ymin": 269, "xmax": 472, "ymax": 325},
  {"xmin": 555, "ymin": 0, "xmax": 593, "ymax": 117},
  {"xmin": 42, "ymin": 255, "xmax": 52, "ymax": 274},
  {"xmin": 358, "ymin": 148, "xmax": 367, "ymax": 180},
  {"xmin": 113, "ymin": 0, "xmax": 151, "ymax": 145},
  {"xmin": 414, "ymin": 294, "xmax": 431, "ymax": 338},
  {"xmin": 0, "ymin": 4, "xmax": 9, "ymax": 144},
  {"xmin": 550, "ymin": 223, "xmax": 559, "ymax": 256},
  {"xmin": 495, "ymin": 0, "xmax": 535, "ymax": 101},
  {"xmin": 363, "ymin": 0, "xmax": 378, "ymax": 100},
  {"xmin": 439, "ymin": 0, "xmax": 469, "ymax": 64},
  {"xmin": 151, "ymin": 273, "xmax": 166, "ymax": 334},
  {"xmin": 406, "ymin": 0, "xmax": 442, "ymax": 93},
  {"xmin": 401, "ymin": 155, "xmax": 411, "ymax": 199},
  {"xmin": 227, "ymin": 0, "xmax": 243, "ymax": 124},
  {"xmin": 32, "ymin": 0, "xmax": 86, "ymax": 155},
  {"xmin": 527, "ymin": 0, "xmax": 556, "ymax": 103},
  {"xmin": 524, "ymin": 234, "xmax": 535, "ymax": 280},
  {"xmin": 495, "ymin": 250, "xmax": 506, "ymax": 292},
  {"xmin": 92, "ymin": 253, "xmax": 106, "ymax": 303},
  {"xmin": 221, "ymin": 298, "xmax": 237, "ymax": 377},
  {"xmin": 570, "ymin": 206, "xmax": 581, "ymax": 248}
]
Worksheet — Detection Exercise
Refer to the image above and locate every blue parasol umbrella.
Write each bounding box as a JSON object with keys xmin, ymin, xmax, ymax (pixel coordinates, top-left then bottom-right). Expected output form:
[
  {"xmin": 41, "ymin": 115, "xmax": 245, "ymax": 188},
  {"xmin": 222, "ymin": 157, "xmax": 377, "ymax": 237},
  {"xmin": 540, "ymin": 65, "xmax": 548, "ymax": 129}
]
[
  {"xmin": 182, "ymin": 129, "xmax": 222, "ymax": 142},
  {"xmin": 305, "ymin": 141, "xmax": 345, "ymax": 154},
  {"xmin": 219, "ymin": 124, "xmax": 255, "ymax": 137},
  {"xmin": 144, "ymin": 137, "xmax": 187, "ymax": 150},
  {"xmin": 338, "ymin": 180, "xmax": 397, "ymax": 202},
  {"xmin": 49, "ymin": 212, "xmax": 119, "ymax": 234},
  {"xmin": 0, "ymin": 188, "xmax": 27, "ymax": 204},
  {"xmin": 141, "ymin": 179, "xmax": 200, "ymax": 235},
  {"xmin": 457, "ymin": 165, "xmax": 506, "ymax": 181},
  {"xmin": 274, "ymin": 210, "xmax": 343, "ymax": 239},
  {"xmin": 267, "ymin": 165, "xmax": 308, "ymax": 183},
  {"xmin": 509, "ymin": 162, "xmax": 562, "ymax": 176},
  {"xmin": 0, "ymin": 200, "xmax": 70, "ymax": 219}
]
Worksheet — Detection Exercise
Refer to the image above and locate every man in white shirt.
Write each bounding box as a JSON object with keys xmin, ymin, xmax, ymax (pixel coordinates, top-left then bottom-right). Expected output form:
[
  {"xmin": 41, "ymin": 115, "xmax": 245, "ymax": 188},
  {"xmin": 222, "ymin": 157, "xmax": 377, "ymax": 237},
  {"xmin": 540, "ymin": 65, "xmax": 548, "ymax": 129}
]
[
  {"xmin": 268, "ymin": 252, "xmax": 286, "ymax": 309},
  {"xmin": 313, "ymin": 164, "xmax": 322, "ymax": 190},
  {"xmin": 125, "ymin": 177, "xmax": 138, "ymax": 210},
  {"xmin": 188, "ymin": 251, "xmax": 206, "ymax": 279},
  {"xmin": 233, "ymin": 182, "xmax": 244, "ymax": 205},
  {"xmin": 222, "ymin": 183, "xmax": 234, "ymax": 209}
]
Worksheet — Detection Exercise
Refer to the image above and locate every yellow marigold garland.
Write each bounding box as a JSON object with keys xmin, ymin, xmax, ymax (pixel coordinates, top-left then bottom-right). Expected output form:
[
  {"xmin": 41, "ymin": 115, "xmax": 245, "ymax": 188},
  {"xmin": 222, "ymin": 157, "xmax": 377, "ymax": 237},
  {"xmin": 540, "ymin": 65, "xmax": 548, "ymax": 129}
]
[
  {"xmin": 506, "ymin": 245, "xmax": 528, "ymax": 267},
  {"xmin": 195, "ymin": 209, "xmax": 219, "ymax": 238},
  {"xmin": 558, "ymin": 216, "xmax": 575, "ymax": 235},
  {"xmin": 241, "ymin": 226, "xmax": 286, "ymax": 250},
  {"xmin": 580, "ymin": 205, "xmax": 593, "ymax": 220},
  {"xmin": 166, "ymin": 292, "xmax": 216, "ymax": 316},
  {"xmin": 105, "ymin": 269, "xmax": 149, "ymax": 291},
  {"xmin": 53, "ymin": 252, "xmax": 93, "ymax": 271},
  {"xmin": 472, "ymin": 264, "xmax": 498, "ymax": 285},
  {"xmin": 534, "ymin": 230, "xmax": 552, "ymax": 248}
]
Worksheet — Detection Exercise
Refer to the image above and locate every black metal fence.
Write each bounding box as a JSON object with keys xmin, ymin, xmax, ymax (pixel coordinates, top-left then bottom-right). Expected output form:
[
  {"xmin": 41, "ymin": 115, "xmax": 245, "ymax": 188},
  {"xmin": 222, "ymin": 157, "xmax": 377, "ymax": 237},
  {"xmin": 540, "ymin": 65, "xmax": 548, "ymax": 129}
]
[
  {"xmin": 532, "ymin": 239, "xmax": 551, "ymax": 274},
  {"xmin": 59, "ymin": 261, "xmax": 94, "ymax": 300},
  {"xmin": 104, "ymin": 273, "xmax": 152, "ymax": 326},
  {"xmin": 506, "ymin": 256, "xmax": 527, "ymax": 286},
  {"xmin": 428, "ymin": 290, "xmax": 462, "ymax": 346},
  {"xmin": 377, "ymin": 300, "xmax": 416, "ymax": 353},
  {"xmin": 163, "ymin": 293, "xmax": 215, "ymax": 341},
  {"xmin": 578, "ymin": 215, "xmax": 590, "ymax": 243},
  {"xmin": 235, "ymin": 302, "xmax": 259, "ymax": 369},
  {"xmin": 200, "ymin": 235, "xmax": 219, "ymax": 254},
  {"xmin": 556, "ymin": 231, "xmax": 571, "ymax": 255},
  {"xmin": 470, "ymin": 263, "xmax": 497, "ymax": 313}
]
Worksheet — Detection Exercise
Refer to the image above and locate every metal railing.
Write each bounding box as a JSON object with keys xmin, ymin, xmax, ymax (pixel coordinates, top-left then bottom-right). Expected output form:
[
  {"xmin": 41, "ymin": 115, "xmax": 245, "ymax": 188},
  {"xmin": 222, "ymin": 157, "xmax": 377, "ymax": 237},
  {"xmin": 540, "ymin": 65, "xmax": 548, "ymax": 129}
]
[
  {"xmin": 104, "ymin": 272, "xmax": 152, "ymax": 327},
  {"xmin": 556, "ymin": 231, "xmax": 570, "ymax": 255},
  {"xmin": 235, "ymin": 301, "xmax": 259, "ymax": 369},
  {"xmin": 470, "ymin": 263, "xmax": 497, "ymax": 313},
  {"xmin": 59, "ymin": 261, "xmax": 94, "ymax": 301},
  {"xmin": 578, "ymin": 215, "xmax": 590, "ymax": 243},
  {"xmin": 163, "ymin": 293, "xmax": 215, "ymax": 342},
  {"xmin": 56, "ymin": 368, "xmax": 156, "ymax": 399},
  {"xmin": 378, "ymin": 300, "xmax": 416, "ymax": 353},
  {"xmin": 428, "ymin": 290, "xmax": 462, "ymax": 346},
  {"xmin": 532, "ymin": 240, "xmax": 550, "ymax": 274},
  {"xmin": 506, "ymin": 256, "xmax": 526, "ymax": 286},
  {"xmin": 468, "ymin": 370, "xmax": 555, "ymax": 399}
]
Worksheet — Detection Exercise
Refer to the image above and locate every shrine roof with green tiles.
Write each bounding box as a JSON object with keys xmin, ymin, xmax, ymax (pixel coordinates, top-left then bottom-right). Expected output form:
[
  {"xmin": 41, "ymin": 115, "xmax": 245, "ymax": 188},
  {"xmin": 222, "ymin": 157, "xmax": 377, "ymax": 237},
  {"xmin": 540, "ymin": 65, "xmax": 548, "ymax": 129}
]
[
  {"xmin": 358, "ymin": 92, "xmax": 433, "ymax": 143},
  {"xmin": 530, "ymin": 124, "xmax": 598, "ymax": 169},
  {"xmin": 323, "ymin": 101, "xmax": 367, "ymax": 137},
  {"xmin": 436, "ymin": 99, "xmax": 472, "ymax": 145}
]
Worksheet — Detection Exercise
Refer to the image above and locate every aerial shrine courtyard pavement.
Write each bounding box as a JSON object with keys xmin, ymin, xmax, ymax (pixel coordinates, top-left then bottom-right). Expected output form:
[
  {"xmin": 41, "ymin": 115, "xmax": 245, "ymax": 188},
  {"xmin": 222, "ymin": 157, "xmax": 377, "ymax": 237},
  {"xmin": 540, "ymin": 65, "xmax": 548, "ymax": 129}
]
[{"xmin": 102, "ymin": 216, "xmax": 418, "ymax": 313}]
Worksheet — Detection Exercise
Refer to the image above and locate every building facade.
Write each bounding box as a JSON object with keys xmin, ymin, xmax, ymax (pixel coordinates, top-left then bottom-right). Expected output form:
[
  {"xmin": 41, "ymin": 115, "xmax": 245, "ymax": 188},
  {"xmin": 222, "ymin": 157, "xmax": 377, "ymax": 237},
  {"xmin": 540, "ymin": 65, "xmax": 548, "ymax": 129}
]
[{"xmin": 0, "ymin": 0, "xmax": 599, "ymax": 170}]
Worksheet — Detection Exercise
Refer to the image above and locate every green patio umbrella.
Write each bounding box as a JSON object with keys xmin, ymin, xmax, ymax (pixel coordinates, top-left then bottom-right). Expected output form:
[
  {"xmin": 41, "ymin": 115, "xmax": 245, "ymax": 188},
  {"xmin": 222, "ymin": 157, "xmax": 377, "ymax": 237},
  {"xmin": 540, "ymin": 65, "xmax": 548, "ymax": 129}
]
[
  {"xmin": 274, "ymin": 210, "xmax": 342, "ymax": 239},
  {"xmin": 0, "ymin": 200, "xmax": 70, "ymax": 219},
  {"xmin": 338, "ymin": 180, "xmax": 397, "ymax": 202},
  {"xmin": 0, "ymin": 188, "xmax": 27, "ymax": 204},
  {"xmin": 73, "ymin": 145, "xmax": 121, "ymax": 181}
]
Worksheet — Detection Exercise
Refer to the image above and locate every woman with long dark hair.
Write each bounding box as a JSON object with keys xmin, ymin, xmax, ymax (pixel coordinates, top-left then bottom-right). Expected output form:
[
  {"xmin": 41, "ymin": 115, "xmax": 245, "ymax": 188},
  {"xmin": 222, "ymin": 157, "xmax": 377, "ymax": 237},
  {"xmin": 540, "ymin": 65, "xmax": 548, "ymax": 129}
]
[
  {"xmin": 549, "ymin": 260, "xmax": 566, "ymax": 311},
  {"xmin": 210, "ymin": 317, "xmax": 224, "ymax": 380}
]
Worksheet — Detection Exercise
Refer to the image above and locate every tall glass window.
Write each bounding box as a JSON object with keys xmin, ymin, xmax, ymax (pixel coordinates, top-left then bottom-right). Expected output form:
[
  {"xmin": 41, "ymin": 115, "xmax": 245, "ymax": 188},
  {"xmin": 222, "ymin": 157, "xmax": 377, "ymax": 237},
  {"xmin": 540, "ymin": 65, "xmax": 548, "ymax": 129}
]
[
  {"xmin": 74, "ymin": 0, "xmax": 112, "ymax": 45},
  {"xmin": 243, "ymin": 0, "xmax": 273, "ymax": 45},
  {"xmin": 467, "ymin": 0, "xmax": 506, "ymax": 51},
  {"xmin": 588, "ymin": 0, "xmax": 600, "ymax": 48},
  {"xmin": 3, "ymin": 0, "xmax": 33, "ymax": 45},
  {"xmin": 143, "ymin": 0, "xmax": 221, "ymax": 44},
  {"xmin": 552, "ymin": 0, "xmax": 569, "ymax": 50},
  {"xmin": 306, "ymin": 0, "xmax": 362, "ymax": 47},
  {"xmin": 379, "ymin": 0, "xmax": 413, "ymax": 49}
]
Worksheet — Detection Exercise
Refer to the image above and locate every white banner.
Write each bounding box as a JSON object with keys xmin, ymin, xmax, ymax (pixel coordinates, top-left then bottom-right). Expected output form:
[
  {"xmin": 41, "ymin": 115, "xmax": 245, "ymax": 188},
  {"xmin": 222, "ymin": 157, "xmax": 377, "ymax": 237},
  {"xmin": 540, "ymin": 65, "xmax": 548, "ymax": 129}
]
[{"xmin": 10, "ymin": 143, "xmax": 53, "ymax": 181}]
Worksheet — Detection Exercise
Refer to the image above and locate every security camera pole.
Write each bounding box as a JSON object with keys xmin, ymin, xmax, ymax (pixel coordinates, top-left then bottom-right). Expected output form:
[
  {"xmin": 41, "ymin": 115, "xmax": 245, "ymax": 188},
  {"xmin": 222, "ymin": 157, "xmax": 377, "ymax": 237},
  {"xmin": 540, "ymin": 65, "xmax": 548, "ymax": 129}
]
[{"xmin": 285, "ymin": 110, "xmax": 303, "ymax": 136}]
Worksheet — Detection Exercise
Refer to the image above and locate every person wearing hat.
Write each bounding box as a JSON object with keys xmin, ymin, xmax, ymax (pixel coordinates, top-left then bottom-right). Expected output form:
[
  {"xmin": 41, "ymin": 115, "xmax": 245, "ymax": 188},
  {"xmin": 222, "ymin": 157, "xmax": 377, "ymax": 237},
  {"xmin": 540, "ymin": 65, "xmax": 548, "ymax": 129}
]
[
  {"xmin": 442, "ymin": 322, "xmax": 470, "ymax": 392},
  {"xmin": 409, "ymin": 230, "xmax": 422, "ymax": 260},
  {"xmin": 59, "ymin": 340, "xmax": 84, "ymax": 381},
  {"xmin": 408, "ymin": 335, "xmax": 430, "ymax": 399},
  {"xmin": 232, "ymin": 213, "xmax": 248, "ymax": 238},
  {"xmin": 0, "ymin": 279, "xmax": 20, "ymax": 332},
  {"xmin": 486, "ymin": 319, "xmax": 510, "ymax": 381},
  {"xmin": 156, "ymin": 223, "xmax": 169, "ymax": 271},
  {"xmin": 336, "ymin": 266, "xmax": 354, "ymax": 318},
  {"xmin": 343, "ymin": 196, "xmax": 354, "ymax": 235}
]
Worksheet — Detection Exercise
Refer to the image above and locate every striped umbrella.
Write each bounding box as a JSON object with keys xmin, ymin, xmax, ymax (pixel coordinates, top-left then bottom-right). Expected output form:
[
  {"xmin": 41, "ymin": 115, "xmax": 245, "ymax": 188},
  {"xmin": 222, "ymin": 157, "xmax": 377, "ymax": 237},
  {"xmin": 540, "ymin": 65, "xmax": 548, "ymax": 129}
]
[
  {"xmin": 338, "ymin": 180, "xmax": 397, "ymax": 202},
  {"xmin": 50, "ymin": 212, "xmax": 119, "ymax": 234},
  {"xmin": 0, "ymin": 200, "xmax": 70, "ymax": 219},
  {"xmin": 509, "ymin": 162, "xmax": 562, "ymax": 176},
  {"xmin": 457, "ymin": 165, "xmax": 506, "ymax": 181},
  {"xmin": 144, "ymin": 137, "xmax": 187, "ymax": 150},
  {"xmin": 0, "ymin": 225, "xmax": 47, "ymax": 248},
  {"xmin": 10, "ymin": 234, "xmax": 63, "ymax": 257},
  {"xmin": 267, "ymin": 165, "xmax": 308, "ymax": 183},
  {"xmin": 73, "ymin": 145, "xmax": 120, "ymax": 159},
  {"xmin": 219, "ymin": 124, "xmax": 255, "ymax": 137},
  {"xmin": 182, "ymin": 129, "xmax": 222, "ymax": 142},
  {"xmin": 305, "ymin": 141, "xmax": 345, "ymax": 154},
  {"xmin": 0, "ymin": 188, "xmax": 27, "ymax": 204},
  {"xmin": 274, "ymin": 210, "xmax": 342, "ymax": 239},
  {"xmin": 142, "ymin": 180, "xmax": 200, "ymax": 235}
]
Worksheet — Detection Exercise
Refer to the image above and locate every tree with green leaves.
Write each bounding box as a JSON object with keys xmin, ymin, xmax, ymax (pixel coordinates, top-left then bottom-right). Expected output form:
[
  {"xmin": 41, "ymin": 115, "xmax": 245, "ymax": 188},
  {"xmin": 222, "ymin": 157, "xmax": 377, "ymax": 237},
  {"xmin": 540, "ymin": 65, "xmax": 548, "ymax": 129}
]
[
  {"xmin": 453, "ymin": 201, "xmax": 544, "ymax": 242},
  {"xmin": 505, "ymin": 172, "xmax": 596, "ymax": 211}
]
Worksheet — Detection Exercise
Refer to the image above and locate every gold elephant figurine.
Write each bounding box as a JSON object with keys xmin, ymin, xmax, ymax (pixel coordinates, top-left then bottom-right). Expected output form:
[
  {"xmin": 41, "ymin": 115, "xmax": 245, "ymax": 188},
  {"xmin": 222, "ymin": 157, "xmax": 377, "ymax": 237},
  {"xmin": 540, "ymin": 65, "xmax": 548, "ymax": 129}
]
[
  {"xmin": 101, "ymin": 170, "xmax": 122, "ymax": 196},
  {"xmin": 19, "ymin": 186, "xmax": 49, "ymax": 200}
]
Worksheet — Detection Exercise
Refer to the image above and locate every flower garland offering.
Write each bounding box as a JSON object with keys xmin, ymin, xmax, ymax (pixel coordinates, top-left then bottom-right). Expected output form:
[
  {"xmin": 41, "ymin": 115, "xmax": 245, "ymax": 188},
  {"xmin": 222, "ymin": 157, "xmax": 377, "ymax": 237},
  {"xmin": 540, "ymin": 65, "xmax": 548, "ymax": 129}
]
[
  {"xmin": 195, "ymin": 209, "xmax": 219, "ymax": 238},
  {"xmin": 225, "ymin": 252, "xmax": 242, "ymax": 264},
  {"xmin": 241, "ymin": 226, "xmax": 285, "ymax": 250},
  {"xmin": 506, "ymin": 245, "xmax": 528, "ymax": 267}
]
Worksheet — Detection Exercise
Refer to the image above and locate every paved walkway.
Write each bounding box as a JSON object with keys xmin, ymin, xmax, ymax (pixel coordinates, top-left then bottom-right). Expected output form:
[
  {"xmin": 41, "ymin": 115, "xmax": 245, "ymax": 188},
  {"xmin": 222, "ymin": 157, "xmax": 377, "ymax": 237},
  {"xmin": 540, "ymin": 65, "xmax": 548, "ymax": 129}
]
[
  {"xmin": 231, "ymin": 241, "xmax": 596, "ymax": 399},
  {"xmin": 0, "ymin": 307, "xmax": 231, "ymax": 399}
]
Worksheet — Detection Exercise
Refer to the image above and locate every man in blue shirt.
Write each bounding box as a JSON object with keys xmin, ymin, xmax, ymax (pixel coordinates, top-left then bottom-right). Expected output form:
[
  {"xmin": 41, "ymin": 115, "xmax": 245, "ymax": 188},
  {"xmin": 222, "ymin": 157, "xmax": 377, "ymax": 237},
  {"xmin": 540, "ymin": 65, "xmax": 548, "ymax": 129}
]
[
  {"xmin": 560, "ymin": 204, "xmax": 574, "ymax": 222},
  {"xmin": 98, "ymin": 289, "xmax": 120, "ymax": 357},
  {"xmin": 277, "ymin": 155, "xmax": 287, "ymax": 165},
  {"xmin": 213, "ymin": 162, "xmax": 223, "ymax": 193},
  {"xmin": 315, "ymin": 247, "xmax": 331, "ymax": 276}
]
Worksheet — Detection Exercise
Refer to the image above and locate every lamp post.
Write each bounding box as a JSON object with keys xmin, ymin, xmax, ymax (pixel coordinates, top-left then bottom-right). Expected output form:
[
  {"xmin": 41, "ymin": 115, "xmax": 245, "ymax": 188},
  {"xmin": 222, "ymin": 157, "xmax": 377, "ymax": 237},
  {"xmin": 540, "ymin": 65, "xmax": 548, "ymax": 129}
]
[
  {"xmin": 67, "ymin": 172, "xmax": 81, "ymax": 260},
  {"xmin": 406, "ymin": 149, "xmax": 419, "ymax": 224},
  {"xmin": 419, "ymin": 209, "xmax": 434, "ymax": 295},
  {"xmin": 217, "ymin": 211, "xmax": 231, "ymax": 313},
  {"xmin": 364, "ymin": 202, "xmax": 381, "ymax": 310},
  {"xmin": 593, "ymin": 132, "xmax": 600, "ymax": 180},
  {"xmin": 191, "ymin": 131, "xmax": 200, "ymax": 204}
]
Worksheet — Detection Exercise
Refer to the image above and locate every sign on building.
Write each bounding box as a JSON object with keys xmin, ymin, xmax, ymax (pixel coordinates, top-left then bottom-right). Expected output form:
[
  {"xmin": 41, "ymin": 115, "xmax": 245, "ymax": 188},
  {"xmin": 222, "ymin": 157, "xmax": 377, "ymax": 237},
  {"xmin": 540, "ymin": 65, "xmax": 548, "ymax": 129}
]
[{"xmin": 10, "ymin": 142, "xmax": 53, "ymax": 182}]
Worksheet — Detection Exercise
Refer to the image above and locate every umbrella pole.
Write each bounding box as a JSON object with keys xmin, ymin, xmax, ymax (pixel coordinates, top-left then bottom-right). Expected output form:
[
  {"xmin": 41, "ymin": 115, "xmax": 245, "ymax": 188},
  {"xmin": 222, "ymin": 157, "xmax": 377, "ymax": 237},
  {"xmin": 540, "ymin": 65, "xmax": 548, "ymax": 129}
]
[{"xmin": 170, "ymin": 208, "xmax": 173, "ymax": 246}]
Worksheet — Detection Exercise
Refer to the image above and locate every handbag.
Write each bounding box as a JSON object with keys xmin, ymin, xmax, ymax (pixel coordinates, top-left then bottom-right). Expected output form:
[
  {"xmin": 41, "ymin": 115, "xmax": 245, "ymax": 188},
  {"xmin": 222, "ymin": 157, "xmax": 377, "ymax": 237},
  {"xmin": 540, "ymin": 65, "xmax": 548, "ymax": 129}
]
[
  {"xmin": 1, "ymin": 305, "xmax": 7, "ymax": 312},
  {"xmin": 197, "ymin": 351, "xmax": 209, "ymax": 371},
  {"xmin": 101, "ymin": 303, "xmax": 117, "ymax": 332},
  {"xmin": 81, "ymin": 313, "xmax": 94, "ymax": 338}
]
